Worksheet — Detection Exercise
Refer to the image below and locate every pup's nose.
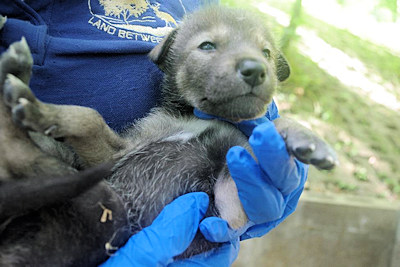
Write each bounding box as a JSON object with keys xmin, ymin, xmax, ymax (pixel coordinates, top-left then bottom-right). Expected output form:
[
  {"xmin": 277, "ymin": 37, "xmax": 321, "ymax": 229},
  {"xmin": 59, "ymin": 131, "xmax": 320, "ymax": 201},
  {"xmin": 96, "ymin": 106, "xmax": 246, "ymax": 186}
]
[{"xmin": 237, "ymin": 59, "xmax": 267, "ymax": 87}]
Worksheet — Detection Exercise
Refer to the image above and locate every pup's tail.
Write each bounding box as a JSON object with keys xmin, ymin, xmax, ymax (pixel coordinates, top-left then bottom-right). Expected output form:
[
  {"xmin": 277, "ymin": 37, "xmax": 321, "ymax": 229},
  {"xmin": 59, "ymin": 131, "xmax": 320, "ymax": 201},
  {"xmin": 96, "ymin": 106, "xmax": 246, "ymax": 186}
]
[{"xmin": 0, "ymin": 163, "xmax": 113, "ymax": 220}]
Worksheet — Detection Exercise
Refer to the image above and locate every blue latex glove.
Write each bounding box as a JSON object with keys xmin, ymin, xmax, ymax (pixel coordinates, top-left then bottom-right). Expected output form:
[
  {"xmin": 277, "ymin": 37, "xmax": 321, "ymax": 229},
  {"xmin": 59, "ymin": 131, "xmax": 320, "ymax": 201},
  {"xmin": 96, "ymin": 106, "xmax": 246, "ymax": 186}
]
[
  {"xmin": 194, "ymin": 101, "xmax": 309, "ymax": 242},
  {"xmin": 170, "ymin": 239, "xmax": 239, "ymax": 267},
  {"xmin": 100, "ymin": 192, "xmax": 239, "ymax": 267}
]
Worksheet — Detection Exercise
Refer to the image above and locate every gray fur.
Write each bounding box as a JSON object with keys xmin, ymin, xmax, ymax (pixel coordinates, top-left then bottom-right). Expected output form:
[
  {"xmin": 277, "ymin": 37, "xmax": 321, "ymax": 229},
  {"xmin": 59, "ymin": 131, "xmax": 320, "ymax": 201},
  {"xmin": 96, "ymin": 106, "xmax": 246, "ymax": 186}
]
[
  {"xmin": 0, "ymin": 7, "xmax": 337, "ymax": 265},
  {"xmin": 0, "ymin": 23, "xmax": 129, "ymax": 266}
]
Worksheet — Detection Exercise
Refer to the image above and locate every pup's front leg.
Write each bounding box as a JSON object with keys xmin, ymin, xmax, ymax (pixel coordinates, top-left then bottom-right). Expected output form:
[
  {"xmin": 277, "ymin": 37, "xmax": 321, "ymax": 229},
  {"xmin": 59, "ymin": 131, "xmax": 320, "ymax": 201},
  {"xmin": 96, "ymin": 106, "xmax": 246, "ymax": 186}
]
[
  {"xmin": 1, "ymin": 39, "xmax": 126, "ymax": 167},
  {"xmin": 273, "ymin": 117, "xmax": 338, "ymax": 170}
]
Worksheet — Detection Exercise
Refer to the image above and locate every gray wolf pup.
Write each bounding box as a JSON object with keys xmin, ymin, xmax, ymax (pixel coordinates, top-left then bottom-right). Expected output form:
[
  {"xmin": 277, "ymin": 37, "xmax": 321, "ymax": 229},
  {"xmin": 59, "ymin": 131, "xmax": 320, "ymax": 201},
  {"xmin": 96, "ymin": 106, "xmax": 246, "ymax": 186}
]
[{"xmin": 0, "ymin": 7, "xmax": 337, "ymax": 265}]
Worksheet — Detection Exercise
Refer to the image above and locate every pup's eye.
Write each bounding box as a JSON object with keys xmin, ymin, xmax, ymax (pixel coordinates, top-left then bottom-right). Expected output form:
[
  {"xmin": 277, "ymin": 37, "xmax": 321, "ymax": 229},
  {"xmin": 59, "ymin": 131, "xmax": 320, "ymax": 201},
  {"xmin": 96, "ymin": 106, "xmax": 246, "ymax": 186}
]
[
  {"xmin": 263, "ymin": 48, "xmax": 271, "ymax": 58},
  {"xmin": 198, "ymin": 42, "xmax": 217, "ymax": 51}
]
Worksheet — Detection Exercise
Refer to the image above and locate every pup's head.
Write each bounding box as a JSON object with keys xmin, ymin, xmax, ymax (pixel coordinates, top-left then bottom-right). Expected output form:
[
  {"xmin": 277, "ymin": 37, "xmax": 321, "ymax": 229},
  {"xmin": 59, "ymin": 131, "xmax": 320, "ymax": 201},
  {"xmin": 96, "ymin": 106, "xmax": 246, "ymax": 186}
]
[{"xmin": 149, "ymin": 7, "xmax": 290, "ymax": 121}]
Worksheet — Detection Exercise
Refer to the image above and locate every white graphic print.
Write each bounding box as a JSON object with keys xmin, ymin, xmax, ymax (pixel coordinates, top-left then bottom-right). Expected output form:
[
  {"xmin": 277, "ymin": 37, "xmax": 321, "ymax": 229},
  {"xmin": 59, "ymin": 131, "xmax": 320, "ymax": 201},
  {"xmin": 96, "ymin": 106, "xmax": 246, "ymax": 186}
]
[{"xmin": 88, "ymin": 0, "xmax": 184, "ymax": 43}]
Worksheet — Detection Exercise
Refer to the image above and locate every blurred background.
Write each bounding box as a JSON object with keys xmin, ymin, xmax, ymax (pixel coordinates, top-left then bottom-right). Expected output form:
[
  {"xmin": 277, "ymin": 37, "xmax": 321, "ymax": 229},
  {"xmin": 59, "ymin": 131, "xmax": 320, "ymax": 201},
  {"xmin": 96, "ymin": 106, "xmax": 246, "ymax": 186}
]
[{"xmin": 220, "ymin": 0, "xmax": 400, "ymax": 266}]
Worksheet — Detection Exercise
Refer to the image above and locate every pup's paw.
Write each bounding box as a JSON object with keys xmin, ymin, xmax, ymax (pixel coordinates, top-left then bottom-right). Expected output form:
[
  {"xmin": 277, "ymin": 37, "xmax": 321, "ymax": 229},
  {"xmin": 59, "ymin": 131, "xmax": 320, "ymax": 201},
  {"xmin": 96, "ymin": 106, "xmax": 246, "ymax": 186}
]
[
  {"xmin": 3, "ymin": 74, "xmax": 35, "ymax": 107},
  {"xmin": 3, "ymin": 74, "xmax": 58, "ymax": 136},
  {"xmin": 285, "ymin": 133, "xmax": 338, "ymax": 170},
  {"xmin": 275, "ymin": 118, "xmax": 338, "ymax": 170},
  {"xmin": 283, "ymin": 128, "xmax": 338, "ymax": 170},
  {"xmin": 0, "ymin": 37, "xmax": 33, "ymax": 86}
]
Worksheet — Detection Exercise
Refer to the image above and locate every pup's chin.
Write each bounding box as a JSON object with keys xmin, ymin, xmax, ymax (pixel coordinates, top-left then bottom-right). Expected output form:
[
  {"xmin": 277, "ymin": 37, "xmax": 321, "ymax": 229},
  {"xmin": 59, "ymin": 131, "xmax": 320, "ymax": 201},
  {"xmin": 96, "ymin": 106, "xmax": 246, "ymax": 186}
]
[{"xmin": 197, "ymin": 95, "xmax": 270, "ymax": 122}]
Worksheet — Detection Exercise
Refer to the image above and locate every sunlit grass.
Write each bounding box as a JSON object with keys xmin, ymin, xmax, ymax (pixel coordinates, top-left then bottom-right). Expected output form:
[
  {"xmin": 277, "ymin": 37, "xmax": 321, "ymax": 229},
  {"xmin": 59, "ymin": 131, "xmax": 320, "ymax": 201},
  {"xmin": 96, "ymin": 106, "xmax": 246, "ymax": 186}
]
[
  {"xmin": 301, "ymin": 0, "xmax": 400, "ymax": 54},
  {"xmin": 281, "ymin": 44, "xmax": 400, "ymax": 198},
  {"xmin": 256, "ymin": 0, "xmax": 400, "ymax": 95},
  {"xmin": 300, "ymin": 15, "xmax": 400, "ymax": 99}
]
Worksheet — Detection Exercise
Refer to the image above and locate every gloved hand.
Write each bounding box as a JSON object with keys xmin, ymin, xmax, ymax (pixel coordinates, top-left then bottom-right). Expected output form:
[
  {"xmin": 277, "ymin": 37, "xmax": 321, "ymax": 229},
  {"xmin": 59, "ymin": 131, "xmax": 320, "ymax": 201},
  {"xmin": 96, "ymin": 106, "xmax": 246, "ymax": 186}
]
[
  {"xmin": 100, "ymin": 192, "xmax": 239, "ymax": 267},
  {"xmin": 194, "ymin": 101, "xmax": 309, "ymax": 242},
  {"xmin": 170, "ymin": 239, "xmax": 239, "ymax": 267},
  {"xmin": 102, "ymin": 101, "xmax": 307, "ymax": 266}
]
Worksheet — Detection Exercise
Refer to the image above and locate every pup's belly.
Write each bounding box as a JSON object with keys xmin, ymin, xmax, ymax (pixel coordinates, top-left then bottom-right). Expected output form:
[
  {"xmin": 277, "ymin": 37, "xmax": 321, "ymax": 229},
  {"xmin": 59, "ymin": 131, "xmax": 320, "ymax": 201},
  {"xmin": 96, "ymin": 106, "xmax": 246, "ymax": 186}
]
[
  {"xmin": 108, "ymin": 137, "xmax": 224, "ymax": 233},
  {"xmin": 108, "ymin": 119, "xmax": 250, "ymax": 257}
]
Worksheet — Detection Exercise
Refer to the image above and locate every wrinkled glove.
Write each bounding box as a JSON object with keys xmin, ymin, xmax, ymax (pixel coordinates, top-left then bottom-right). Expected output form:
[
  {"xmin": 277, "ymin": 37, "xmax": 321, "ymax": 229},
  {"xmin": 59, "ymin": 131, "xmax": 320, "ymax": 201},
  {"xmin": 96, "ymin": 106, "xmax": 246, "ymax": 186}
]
[
  {"xmin": 194, "ymin": 101, "xmax": 309, "ymax": 242},
  {"xmin": 170, "ymin": 239, "xmax": 239, "ymax": 267},
  {"xmin": 100, "ymin": 192, "xmax": 239, "ymax": 267},
  {"xmin": 102, "ymin": 101, "xmax": 307, "ymax": 266}
]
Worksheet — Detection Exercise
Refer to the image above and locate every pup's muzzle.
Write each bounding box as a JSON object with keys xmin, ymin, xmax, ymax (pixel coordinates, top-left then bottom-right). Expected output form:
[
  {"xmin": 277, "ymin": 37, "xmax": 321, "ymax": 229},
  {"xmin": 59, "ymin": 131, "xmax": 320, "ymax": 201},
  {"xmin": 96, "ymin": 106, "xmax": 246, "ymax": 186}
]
[{"xmin": 236, "ymin": 59, "xmax": 267, "ymax": 87}]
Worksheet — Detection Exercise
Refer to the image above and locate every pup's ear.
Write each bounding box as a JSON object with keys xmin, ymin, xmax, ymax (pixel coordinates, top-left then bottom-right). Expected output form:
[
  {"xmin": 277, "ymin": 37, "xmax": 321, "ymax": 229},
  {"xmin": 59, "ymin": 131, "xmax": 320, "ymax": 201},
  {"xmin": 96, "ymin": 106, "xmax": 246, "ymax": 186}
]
[
  {"xmin": 276, "ymin": 53, "xmax": 290, "ymax": 82},
  {"xmin": 149, "ymin": 29, "xmax": 178, "ymax": 72}
]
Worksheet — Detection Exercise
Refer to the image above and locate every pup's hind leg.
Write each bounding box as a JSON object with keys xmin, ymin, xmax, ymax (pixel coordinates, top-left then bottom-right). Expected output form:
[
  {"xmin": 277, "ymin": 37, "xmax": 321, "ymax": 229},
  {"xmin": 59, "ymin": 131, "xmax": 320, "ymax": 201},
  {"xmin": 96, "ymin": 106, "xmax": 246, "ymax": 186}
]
[
  {"xmin": 1, "ymin": 39, "xmax": 126, "ymax": 167},
  {"xmin": 0, "ymin": 38, "xmax": 75, "ymax": 179}
]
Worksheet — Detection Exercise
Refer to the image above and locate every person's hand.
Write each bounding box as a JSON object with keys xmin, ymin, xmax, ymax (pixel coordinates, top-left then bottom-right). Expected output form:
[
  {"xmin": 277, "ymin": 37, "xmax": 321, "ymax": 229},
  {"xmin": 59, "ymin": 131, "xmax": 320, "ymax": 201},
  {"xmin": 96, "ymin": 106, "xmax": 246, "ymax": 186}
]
[
  {"xmin": 170, "ymin": 239, "xmax": 239, "ymax": 267},
  {"xmin": 194, "ymin": 102, "xmax": 309, "ymax": 242},
  {"xmin": 100, "ymin": 192, "xmax": 239, "ymax": 267}
]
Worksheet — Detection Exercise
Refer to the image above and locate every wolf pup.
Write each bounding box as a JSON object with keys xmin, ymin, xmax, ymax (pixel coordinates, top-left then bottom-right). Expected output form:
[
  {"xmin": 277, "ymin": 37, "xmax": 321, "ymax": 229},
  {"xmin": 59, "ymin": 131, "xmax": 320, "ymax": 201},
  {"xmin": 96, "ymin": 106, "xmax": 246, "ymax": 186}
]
[{"xmin": 0, "ymin": 7, "xmax": 337, "ymax": 265}]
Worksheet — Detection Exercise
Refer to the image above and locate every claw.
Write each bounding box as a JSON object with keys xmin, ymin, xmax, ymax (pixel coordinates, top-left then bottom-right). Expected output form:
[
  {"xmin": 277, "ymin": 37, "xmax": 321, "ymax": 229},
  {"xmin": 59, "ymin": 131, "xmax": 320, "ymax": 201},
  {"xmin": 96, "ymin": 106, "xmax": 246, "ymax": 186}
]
[
  {"xmin": 3, "ymin": 78, "xmax": 13, "ymax": 105},
  {"xmin": 44, "ymin": 125, "xmax": 58, "ymax": 136},
  {"xmin": 295, "ymin": 143, "xmax": 316, "ymax": 155},
  {"xmin": 18, "ymin": 97, "xmax": 29, "ymax": 105},
  {"xmin": 317, "ymin": 155, "xmax": 339, "ymax": 170},
  {"xmin": 4, "ymin": 74, "xmax": 23, "ymax": 104},
  {"xmin": 0, "ymin": 15, "xmax": 6, "ymax": 31},
  {"xmin": 325, "ymin": 155, "xmax": 334, "ymax": 165},
  {"xmin": 7, "ymin": 43, "xmax": 18, "ymax": 58},
  {"xmin": 309, "ymin": 143, "xmax": 316, "ymax": 151},
  {"xmin": 4, "ymin": 73, "xmax": 35, "ymax": 105},
  {"xmin": 9, "ymin": 37, "xmax": 30, "ymax": 55},
  {"xmin": 12, "ymin": 103, "xmax": 26, "ymax": 124}
]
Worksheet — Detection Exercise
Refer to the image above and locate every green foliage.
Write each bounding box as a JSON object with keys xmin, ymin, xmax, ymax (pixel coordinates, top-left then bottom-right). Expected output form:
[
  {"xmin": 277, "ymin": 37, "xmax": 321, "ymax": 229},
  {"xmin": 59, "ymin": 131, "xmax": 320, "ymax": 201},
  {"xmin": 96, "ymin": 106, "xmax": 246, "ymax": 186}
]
[
  {"xmin": 377, "ymin": 0, "xmax": 398, "ymax": 21},
  {"xmin": 281, "ymin": 0, "xmax": 303, "ymax": 50},
  {"xmin": 334, "ymin": 180, "xmax": 359, "ymax": 192},
  {"xmin": 221, "ymin": 0, "xmax": 400, "ymax": 199},
  {"xmin": 336, "ymin": 0, "xmax": 345, "ymax": 6},
  {"xmin": 220, "ymin": 0, "xmax": 252, "ymax": 7},
  {"xmin": 301, "ymin": 15, "xmax": 400, "ymax": 96},
  {"xmin": 284, "ymin": 43, "xmax": 400, "ymax": 190},
  {"xmin": 354, "ymin": 168, "xmax": 369, "ymax": 181}
]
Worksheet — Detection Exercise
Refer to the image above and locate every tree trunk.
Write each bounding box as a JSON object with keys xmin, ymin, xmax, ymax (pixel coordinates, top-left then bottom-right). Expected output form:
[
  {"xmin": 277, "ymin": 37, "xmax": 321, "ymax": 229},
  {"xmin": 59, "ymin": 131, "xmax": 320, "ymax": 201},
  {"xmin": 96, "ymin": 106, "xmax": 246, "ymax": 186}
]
[{"xmin": 281, "ymin": 0, "xmax": 303, "ymax": 51}]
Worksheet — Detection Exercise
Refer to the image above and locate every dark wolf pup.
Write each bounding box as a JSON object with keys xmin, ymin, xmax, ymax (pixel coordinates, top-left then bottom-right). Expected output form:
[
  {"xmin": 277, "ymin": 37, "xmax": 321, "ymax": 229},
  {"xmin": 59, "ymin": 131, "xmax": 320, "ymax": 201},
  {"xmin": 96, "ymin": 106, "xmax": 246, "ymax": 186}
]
[{"xmin": 0, "ymin": 7, "xmax": 337, "ymax": 266}]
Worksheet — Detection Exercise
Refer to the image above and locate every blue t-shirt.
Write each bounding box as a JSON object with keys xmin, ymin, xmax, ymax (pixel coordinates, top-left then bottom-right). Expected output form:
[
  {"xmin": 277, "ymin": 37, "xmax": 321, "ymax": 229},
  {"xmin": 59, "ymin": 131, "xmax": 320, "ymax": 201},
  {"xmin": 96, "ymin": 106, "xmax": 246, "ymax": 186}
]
[
  {"xmin": 0, "ymin": 0, "xmax": 277, "ymax": 132},
  {"xmin": 0, "ymin": 0, "xmax": 217, "ymax": 131}
]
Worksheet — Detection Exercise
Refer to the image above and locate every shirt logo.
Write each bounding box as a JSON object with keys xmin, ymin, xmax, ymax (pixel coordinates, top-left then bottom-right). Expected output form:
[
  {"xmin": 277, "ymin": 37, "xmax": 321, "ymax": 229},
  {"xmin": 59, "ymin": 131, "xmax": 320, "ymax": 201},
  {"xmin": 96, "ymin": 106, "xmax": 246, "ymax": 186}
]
[{"xmin": 88, "ymin": 0, "xmax": 181, "ymax": 43}]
